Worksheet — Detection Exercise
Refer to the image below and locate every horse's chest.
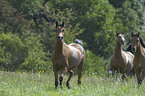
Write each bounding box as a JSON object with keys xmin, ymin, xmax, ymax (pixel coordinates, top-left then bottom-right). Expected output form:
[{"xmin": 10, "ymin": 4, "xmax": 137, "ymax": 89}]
[
  {"xmin": 134, "ymin": 56, "xmax": 145, "ymax": 68},
  {"xmin": 111, "ymin": 56, "xmax": 125, "ymax": 66},
  {"xmin": 53, "ymin": 55, "xmax": 67, "ymax": 67},
  {"xmin": 115, "ymin": 59, "xmax": 124, "ymax": 65}
]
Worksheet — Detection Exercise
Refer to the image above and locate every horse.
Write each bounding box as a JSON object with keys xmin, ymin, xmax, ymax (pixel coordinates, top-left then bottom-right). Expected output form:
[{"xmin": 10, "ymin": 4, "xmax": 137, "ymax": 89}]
[
  {"xmin": 109, "ymin": 32, "xmax": 134, "ymax": 80},
  {"xmin": 131, "ymin": 32, "xmax": 145, "ymax": 85},
  {"xmin": 126, "ymin": 33, "xmax": 145, "ymax": 54},
  {"xmin": 52, "ymin": 21, "xmax": 85, "ymax": 89}
]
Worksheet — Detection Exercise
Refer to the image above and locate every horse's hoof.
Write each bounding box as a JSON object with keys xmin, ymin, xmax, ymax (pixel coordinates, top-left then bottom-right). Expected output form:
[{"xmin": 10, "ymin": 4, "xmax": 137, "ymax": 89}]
[
  {"xmin": 67, "ymin": 85, "xmax": 70, "ymax": 89},
  {"xmin": 67, "ymin": 86, "xmax": 70, "ymax": 89},
  {"xmin": 78, "ymin": 80, "xmax": 81, "ymax": 85},
  {"xmin": 138, "ymin": 80, "xmax": 142, "ymax": 85}
]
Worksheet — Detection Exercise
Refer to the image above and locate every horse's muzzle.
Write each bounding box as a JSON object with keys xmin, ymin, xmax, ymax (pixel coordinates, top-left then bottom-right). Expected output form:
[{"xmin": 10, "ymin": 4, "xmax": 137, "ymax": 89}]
[
  {"xmin": 57, "ymin": 36, "xmax": 63, "ymax": 42},
  {"xmin": 121, "ymin": 40, "xmax": 125, "ymax": 44},
  {"xmin": 131, "ymin": 47, "xmax": 136, "ymax": 53}
]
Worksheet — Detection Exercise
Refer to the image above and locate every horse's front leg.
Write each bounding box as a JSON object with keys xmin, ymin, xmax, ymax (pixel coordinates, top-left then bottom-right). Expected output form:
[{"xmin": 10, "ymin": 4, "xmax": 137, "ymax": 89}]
[
  {"xmin": 121, "ymin": 68, "xmax": 127, "ymax": 80},
  {"xmin": 53, "ymin": 69, "xmax": 58, "ymax": 89},
  {"xmin": 59, "ymin": 67, "xmax": 68, "ymax": 88},
  {"xmin": 138, "ymin": 67, "xmax": 145, "ymax": 85}
]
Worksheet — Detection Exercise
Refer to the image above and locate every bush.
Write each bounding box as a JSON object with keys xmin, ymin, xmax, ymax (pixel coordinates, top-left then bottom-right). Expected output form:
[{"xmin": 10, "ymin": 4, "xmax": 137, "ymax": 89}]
[
  {"xmin": 21, "ymin": 33, "xmax": 52, "ymax": 72},
  {"xmin": 84, "ymin": 50, "xmax": 109, "ymax": 76},
  {"xmin": 0, "ymin": 33, "xmax": 28, "ymax": 71},
  {"xmin": 0, "ymin": 32, "xmax": 52, "ymax": 73}
]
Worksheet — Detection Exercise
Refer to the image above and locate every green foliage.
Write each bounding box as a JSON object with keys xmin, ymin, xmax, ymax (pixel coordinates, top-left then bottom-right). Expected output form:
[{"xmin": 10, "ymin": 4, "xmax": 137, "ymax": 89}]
[
  {"xmin": 108, "ymin": 0, "xmax": 125, "ymax": 8},
  {"xmin": 81, "ymin": 0, "xmax": 116, "ymax": 58},
  {"xmin": 0, "ymin": 0, "xmax": 145, "ymax": 76},
  {"xmin": 85, "ymin": 50, "xmax": 109, "ymax": 76},
  {"xmin": 20, "ymin": 32, "xmax": 51, "ymax": 72},
  {"xmin": 130, "ymin": 0, "xmax": 145, "ymax": 31},
  {"xmin": 0, "ymin": 33, "xmax": 28, "ymax": 71},
  {"xmin": 0, "ymin": 0, "xmax": 29, "ymax": 34},
  {"xmin": 7, "ymin": 0, "xmax": 44, "ymax": 18}
]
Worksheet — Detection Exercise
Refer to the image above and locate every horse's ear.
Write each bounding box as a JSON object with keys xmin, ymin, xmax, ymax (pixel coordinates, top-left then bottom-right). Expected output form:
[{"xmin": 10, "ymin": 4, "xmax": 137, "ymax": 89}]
[
  {"xmin": 131, "ymin": 32, "xmax": 134, "ymax": 37},
  {"xmin": 62, "ymin": 21, "xmax": 65, "ymax": 27},
  {"xmin": 116, "ymin": 32, "xmax": 119, "ymax": 36},
  {"xmin": 56, "ymin": 21, "xmax": 58, "ymax": 28}
]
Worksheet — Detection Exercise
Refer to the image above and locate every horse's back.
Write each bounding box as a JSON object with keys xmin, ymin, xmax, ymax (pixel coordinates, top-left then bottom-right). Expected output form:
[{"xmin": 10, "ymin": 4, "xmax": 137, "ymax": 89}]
[{"xmin": 69, "ymin": 43, "xmax": 85, "ymax": 56}]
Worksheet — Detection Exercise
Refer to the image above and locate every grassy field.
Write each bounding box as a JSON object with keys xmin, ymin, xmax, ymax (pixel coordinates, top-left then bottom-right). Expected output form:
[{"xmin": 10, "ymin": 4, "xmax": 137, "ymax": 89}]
[{"xmin": 0, "ymin": 71, "xmax": 145, "ymax": 96}]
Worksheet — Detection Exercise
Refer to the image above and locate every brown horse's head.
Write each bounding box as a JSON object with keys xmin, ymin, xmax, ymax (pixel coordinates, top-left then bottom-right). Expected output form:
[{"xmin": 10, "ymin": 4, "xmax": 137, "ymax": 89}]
[
  {"xmin": 55, "ymin": 21, "xmax": 65, "ymax": 42},
  {"xmin": 116, "ymin": 32, "xmax": 125, "ymax": 45},
  {"xmin": 131, "ymin": 32, "xmax": 140, "ymax": 53}
]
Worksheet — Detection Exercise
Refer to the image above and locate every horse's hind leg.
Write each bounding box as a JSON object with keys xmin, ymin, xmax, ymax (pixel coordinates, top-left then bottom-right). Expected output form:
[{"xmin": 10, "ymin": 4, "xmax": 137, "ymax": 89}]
[
  {"xmin": 77, "ymin": 59, "xmax": 84, "ymax": 86},
  {"xmin": 59, "ymin": 67, "xmax": 67, "ymax": 88},
  {"xmin": 66, "ymin": 70, "xmax": 74, "ymax": 89},
  {"xmin": 121, "ymin": 68, "xmax": 127, "ymax": 80}
]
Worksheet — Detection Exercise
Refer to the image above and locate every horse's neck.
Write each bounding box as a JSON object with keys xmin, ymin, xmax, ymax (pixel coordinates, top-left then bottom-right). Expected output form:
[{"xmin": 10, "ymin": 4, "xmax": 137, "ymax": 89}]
[
  {"xmin": 135, "ymin": 42, "xmax": 144, "ymax": 56},
  {"xmin": 54, "ymin": 41, "xmax": 64, "ymax": 55},
  {"xmin": 114, "ymin": 42, "xmax": 122, "ymax": 56},
  {"xmin": 140, "ymin": 37, "xmax": 145, "ymax": 48}
]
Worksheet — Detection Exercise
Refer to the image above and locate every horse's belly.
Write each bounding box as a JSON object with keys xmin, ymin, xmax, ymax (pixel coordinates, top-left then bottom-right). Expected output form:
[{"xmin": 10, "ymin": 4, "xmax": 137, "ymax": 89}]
[
  {"xmin": 69, "ymin": 55, "xmax": 81, "ymax": 68},
  {"xmin": 68, "ymin": 45, "xmax": 82, "ymax": 67}
]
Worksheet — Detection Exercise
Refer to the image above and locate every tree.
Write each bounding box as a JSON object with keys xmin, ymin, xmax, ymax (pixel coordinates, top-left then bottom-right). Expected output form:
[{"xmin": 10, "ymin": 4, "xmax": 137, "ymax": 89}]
[{"xmin": 0, "ymin": 0, "xmax": 29, "ymax": 34}]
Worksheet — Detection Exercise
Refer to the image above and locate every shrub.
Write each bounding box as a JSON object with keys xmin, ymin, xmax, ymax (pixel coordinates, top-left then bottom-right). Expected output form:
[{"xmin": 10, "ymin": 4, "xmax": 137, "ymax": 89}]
[
  {"xmin": 0, "ymin": 33, "xmax": 28, "ymax": 71},
  {"xmin": 84, "ymin": 50, "xmax": 109, "ymax": 76}
]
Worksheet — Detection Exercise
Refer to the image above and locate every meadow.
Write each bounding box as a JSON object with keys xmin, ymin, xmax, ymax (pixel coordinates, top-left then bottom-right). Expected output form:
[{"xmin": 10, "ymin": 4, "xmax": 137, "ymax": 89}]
[{"xmin": 0, "ymin": 71, "xmax": 145, "ymax": 96}]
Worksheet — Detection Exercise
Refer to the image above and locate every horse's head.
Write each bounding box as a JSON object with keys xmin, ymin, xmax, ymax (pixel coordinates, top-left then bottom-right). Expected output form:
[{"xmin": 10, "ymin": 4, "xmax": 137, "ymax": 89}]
[
  {"xmin": 55, "ymin": 21, "xmax": 65, "ymax": 42},
  {"xmin": 116, "ymin": 32, "xmax": 125, "ymax": 45},
  {"xmin": 131, "ymin": 32, "xmax": 140, "ymax": 53}
]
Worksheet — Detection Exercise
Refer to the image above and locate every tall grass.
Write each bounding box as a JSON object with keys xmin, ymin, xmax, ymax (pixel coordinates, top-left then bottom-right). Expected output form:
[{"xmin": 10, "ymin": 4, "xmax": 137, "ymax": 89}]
[{"xmin": 0, "ymin": 71, "xmax": 145, "ymax": 96}]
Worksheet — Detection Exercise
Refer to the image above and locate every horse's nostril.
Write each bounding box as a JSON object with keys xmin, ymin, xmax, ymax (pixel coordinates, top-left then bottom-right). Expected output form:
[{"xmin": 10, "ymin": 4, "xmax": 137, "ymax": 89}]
[
  {"xmin": 121, "ymin": 40, "xmax": 125, "ymax": 44},
  {"xmin": 132, "ymin": 47, "xmax": 136, "ymax": 52},
  {"xmin": 58, "ymin": 36, "xmax": 63, "ymax": 40},
  {"xmin": 121, "ymin": 40, "xmax": 125, "ymax": 43}
]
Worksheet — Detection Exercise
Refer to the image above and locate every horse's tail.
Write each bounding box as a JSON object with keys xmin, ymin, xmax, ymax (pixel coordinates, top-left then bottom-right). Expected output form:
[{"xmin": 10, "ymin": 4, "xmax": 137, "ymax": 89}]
[{"xmin": 75, "ymin": 39, "xmax": 83, "ymax": 46}]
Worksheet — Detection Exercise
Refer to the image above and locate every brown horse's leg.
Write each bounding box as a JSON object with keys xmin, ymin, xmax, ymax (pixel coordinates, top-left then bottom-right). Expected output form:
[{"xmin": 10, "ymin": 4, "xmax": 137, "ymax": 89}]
[
  {"xmin": 59, "ymin": 67, "xmax": 67, "ymax": 88},
  {"xmin": 77, "ymin": 59, "xmax": 84, "ymax": 86},
  {"xmin": 135, "ymin": 70, "xmax": 141, "ymax": 85},
  {"xmin": 66, "ymin": 70, "xmax": 74, "ymax": 89},
  {"xmin": 138, "ymin": 68, "xmax": 145, "ymax": 85},
  {"xmin": 121, "ymin": 68, "xmax": 127, "ymax": 80},
  {"xmin": 54, "ymin": 70, "xmax": 58, "ymax": 89}
]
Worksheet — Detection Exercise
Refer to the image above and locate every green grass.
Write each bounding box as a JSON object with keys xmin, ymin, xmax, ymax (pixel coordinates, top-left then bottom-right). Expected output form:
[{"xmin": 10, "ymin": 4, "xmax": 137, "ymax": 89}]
[{"xmin": 0, "ymin": 71, "xmax": 145, "ymax": 96}]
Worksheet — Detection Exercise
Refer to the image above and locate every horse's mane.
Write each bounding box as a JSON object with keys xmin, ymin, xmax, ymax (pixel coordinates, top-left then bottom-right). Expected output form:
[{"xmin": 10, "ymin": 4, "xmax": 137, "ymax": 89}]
[{"xmin": 139, "ymin": 36, "xmax": 145, "ymax": 48}]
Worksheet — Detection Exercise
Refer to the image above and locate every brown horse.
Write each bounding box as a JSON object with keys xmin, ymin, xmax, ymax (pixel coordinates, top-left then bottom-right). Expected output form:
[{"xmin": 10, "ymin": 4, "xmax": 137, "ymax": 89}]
[
  {"xmin": 110, "ymin": 32, "xmax": 134, "ymax": 79},
  {"xmin": 131, "ymin": 32, "xmax": 145, "ymax": 85},
  {"xmin": 52, "ymin": 21, "xmax": 85, "ymax": 89}
]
